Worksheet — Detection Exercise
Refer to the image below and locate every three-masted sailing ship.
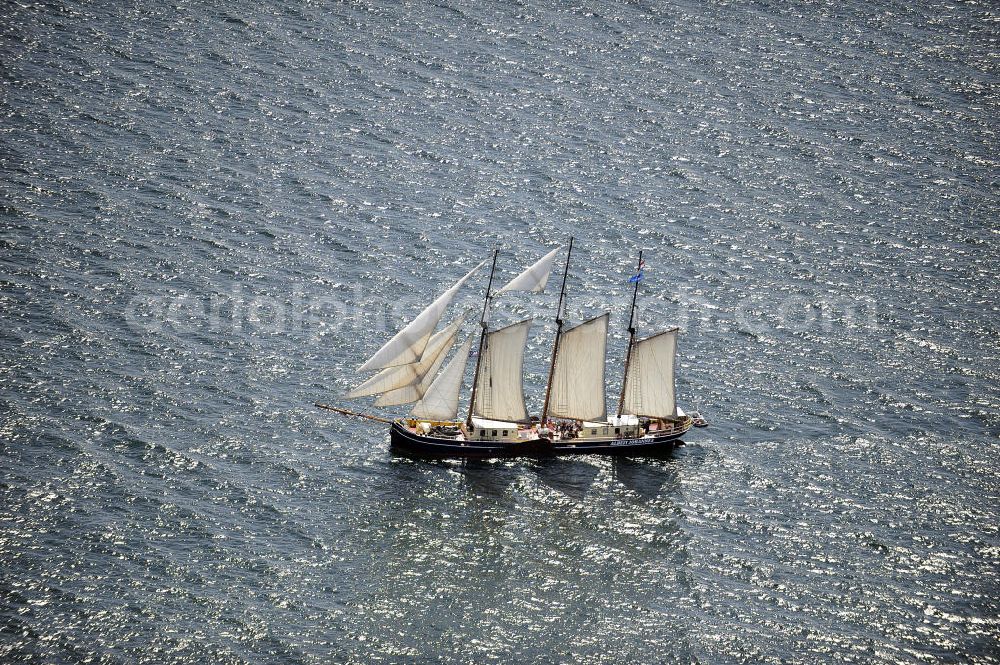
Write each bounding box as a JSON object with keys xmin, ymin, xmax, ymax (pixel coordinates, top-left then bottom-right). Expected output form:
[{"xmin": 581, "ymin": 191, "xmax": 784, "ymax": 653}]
[{"xmin": 319, "ymin": 241, "xmax": 695, "ymax": 458}]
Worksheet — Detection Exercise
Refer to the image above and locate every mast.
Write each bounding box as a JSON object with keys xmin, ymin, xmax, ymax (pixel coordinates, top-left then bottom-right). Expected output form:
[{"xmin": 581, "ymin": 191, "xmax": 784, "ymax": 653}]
[
  {"xmin": 616, "ymin": 250, "xmax": 643, "ymax": 418},
  {"xmin": 466, "ymin": 246, "xmax": 499, "ymax": 428},
  {"xmin": 540, "ymin": 237, "xmax": 573, "ymax": 425}
]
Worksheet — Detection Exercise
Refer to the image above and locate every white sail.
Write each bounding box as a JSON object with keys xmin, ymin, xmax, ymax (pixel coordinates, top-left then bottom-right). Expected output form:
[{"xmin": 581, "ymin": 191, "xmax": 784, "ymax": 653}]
[
  {"xmin": 497, "ymin": 246, "xmax": 561, "ymax": 294},
  {"xmin": 347, "ymin": 316, "xmax": 466, "ymax": 399},
  {"xmin": 417, "ymin": 331, "xmax": 455, "ymax": 394},
  {"xmin": 345, "ymin": 364, "xmax": 413, "ymax": 401},
  {"xmin": 411, "ymin": 336, "xmax": 474, "ymax": 421},
  {"xmin": 373, "ymin": 384, "xmax": 420, "ymax": 407},
  {"xmin": 547, "ymin": 313, "xmax": 609, "ymax": 421},
  {"xmin": 473, "ymin": 319, "xmax": 532, "ymax": 422},
  {"xmin": 373, "ymin": 325, "xmax": 460, "ymax": 406},
  {"xmin": 620, "ymin": 328, "xmax": 678, "ymax": 419},
  {"xmin": 357, "ymin": 260, "xmax": 485, "ymax": 373}
]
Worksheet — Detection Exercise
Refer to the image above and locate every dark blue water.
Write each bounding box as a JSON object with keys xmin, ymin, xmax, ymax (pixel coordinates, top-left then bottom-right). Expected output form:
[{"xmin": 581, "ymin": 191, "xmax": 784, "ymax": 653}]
[{"xmin": 2, "ymin": 1, "xmax": 998, "ymax": 662}]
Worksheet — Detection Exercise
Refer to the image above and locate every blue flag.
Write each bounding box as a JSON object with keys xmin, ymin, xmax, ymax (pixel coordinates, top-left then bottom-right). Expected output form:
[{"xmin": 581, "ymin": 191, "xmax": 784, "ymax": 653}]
[{"xmin": 628, "ymin": 270, "xmax": 644, "ymax": 284}]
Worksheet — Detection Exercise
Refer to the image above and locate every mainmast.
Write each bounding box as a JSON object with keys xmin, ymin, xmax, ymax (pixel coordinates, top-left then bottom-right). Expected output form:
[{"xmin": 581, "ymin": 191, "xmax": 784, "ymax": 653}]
[
  {"xmin": 540, "ymin": 237, "xmax": 573, "ymax": 425},
  {"xmin": 616, "ymin": 250, "xmax": 643, "ymax": 417},
  {"xmin": 466, "ymin": 247, "xmax": 500, "ymax": 428}
]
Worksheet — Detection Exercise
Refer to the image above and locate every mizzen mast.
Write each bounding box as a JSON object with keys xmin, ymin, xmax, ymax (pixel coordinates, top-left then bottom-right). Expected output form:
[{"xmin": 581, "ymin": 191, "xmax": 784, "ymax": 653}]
[{"xmin": 540, "ymin": 237, "xmax": 573, "ymax": 425}]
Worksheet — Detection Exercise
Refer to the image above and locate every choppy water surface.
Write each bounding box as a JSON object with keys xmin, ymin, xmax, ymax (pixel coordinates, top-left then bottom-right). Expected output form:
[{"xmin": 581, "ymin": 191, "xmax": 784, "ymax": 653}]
[{"xmin": 2, "ymin": 1, "xmax": 998, "ymax": 662}]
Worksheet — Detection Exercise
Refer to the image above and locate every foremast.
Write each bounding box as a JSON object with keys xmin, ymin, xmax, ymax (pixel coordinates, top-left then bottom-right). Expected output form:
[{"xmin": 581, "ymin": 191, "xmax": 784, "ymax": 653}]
[{"xmin": 466, "ymin": 247, "xmax": 500, "ymax": 429}]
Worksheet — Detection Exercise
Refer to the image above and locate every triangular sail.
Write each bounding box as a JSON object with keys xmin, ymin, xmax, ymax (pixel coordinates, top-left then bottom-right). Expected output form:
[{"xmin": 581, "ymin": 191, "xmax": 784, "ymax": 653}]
[
  {"xmin": 496, "ymin": 247, "xmax": 561, "ymax": 294},
  {"xmin": 357, "ymin": 260, "xmax": 484, "ymax": 373},
  {"xmin": 620, "ymin": 329, "xmax": 678, "ymax": 419},
  {"xmin": 472, "ymin": 319, "xmax": 532, "ymax": 422},
  {"xmin": 416, "ymin": 335, "xmax": 453, "ymax": 394},
  {"xmin": 347, "ymin": 316, "xmax": 465, "ymax": 399},
  {"xmin": 373, "ymin": 385, "xmax": 419, "ymax": 408},
  {"xmin": 411, "ymin": 336, "xmax": 474, "ymax": 421},
  {"xmin": 547, "ymin": 313, "xmax": 609, "ymax": 422},
  {"xmin": 373, "ymin": 327, "xmax": 459, "ymax": 407}
]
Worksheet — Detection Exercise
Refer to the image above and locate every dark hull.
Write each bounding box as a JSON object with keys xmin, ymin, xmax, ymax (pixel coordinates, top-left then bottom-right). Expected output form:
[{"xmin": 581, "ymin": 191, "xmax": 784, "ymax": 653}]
[{"xmin": 389, "ymin": 421, "xmax": 686, "ymax": 459}]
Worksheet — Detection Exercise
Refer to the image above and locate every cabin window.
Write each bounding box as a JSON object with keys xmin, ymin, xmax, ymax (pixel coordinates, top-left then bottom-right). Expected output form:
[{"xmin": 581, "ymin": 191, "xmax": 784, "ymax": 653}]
[
  {"xmin": 591, "ymin": 429, "xmax": 597, "ymax": 435},
  {"xmin": 502, "ymin": 430, "xmax": 508, "ymax": 436},
  {"xmin": 492, "ymin": 430, "xmax": 497, "ymax": 437},
  {"xmin": 615, "ymin": 427, "xmax": 620, "ymax": 434},
  {"xmin": 480, "ymin": 430, "xmax": 486, "ymax": 438}
]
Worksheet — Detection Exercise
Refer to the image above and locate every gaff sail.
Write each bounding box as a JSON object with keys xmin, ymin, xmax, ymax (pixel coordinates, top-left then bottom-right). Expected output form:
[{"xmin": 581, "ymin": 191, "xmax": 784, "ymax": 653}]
[
  {"xmin": 472, "ymin": 319, "xmax": 532, "ymax": 422},
  {"xmin": 620, "ymin": 328, "xmax": 678, "ymax": 419},
  {"xmin": 546, "ymin": 313, "xmax": 609, "ymax": 422}
]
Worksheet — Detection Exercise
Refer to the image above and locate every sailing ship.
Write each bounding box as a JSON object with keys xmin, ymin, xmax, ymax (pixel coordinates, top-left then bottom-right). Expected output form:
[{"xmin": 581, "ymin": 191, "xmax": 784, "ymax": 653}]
[{"xmin": 318, "ymin": 240, "xmax": 697, "ymax": 458}]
